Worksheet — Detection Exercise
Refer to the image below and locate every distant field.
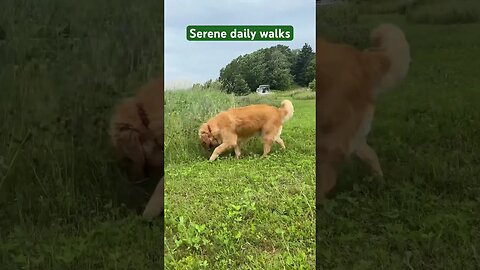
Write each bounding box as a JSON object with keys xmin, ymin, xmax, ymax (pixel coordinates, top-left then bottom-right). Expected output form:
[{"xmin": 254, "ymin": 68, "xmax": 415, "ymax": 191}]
[
  {"xmin": 164, "ymin": 89, "xmax": 316, "ymax": 269},
  {"xmin": 317, "ymin": 6, "xmax": 480, "ymax": 270}
]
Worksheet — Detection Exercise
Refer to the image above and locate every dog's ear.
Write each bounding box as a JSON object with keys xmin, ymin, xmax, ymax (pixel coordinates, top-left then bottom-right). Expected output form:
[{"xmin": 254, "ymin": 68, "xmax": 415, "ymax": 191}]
[
  {"xmin": 115, "ymin": 130, "xmax": 146, "ymax": 182},
  {"xmin": 200, "ymin": 133, "xmax": 211, "ymax": 145},
  {"xmin": 144, "ymin": 140, "xmax": 164, "ymax": 174},
  {"xmin": 198, "ymin": 123, "xmax": 212, "ymax": 144}
]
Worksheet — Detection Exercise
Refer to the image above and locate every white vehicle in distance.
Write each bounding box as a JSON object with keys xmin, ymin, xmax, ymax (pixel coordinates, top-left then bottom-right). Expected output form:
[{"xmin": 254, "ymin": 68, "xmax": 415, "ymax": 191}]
[{"xmin": 256, "ymin": 85, "xmax": 271, "ymax": 95}]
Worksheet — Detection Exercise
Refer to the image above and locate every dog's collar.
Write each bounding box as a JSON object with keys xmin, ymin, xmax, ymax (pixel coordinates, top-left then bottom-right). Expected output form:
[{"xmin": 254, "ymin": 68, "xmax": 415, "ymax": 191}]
[
  {"xmin": 136, "ymin": 103, "xmax": 150, "ymax": 128},
  {"xmin": 205, "ymin": 124, "xmax": 216, "ymax": 149}
]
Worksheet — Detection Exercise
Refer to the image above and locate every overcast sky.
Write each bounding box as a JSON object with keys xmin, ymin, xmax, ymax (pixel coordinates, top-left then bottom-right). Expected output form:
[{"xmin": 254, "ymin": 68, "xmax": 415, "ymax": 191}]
[{"xmin": 165, "ymin": 0, "xmax": 315, "ymax": 90}]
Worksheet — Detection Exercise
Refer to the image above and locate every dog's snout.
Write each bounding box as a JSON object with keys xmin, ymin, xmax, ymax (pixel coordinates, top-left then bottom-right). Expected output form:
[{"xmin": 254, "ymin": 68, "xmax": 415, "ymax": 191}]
[{"xmin": 201, "ymin": 141, "xmax": 211, "ymax": 150}]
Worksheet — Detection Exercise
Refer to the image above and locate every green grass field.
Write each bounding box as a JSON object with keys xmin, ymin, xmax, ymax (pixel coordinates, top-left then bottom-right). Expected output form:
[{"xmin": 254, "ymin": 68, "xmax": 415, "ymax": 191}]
[
  {"xmin": 164, "ymin": 89, "xmax": 316, "ymax": 268},
  {"xmin": 317, "ymin": 10, "xmax": 480, "ymax": 270}
]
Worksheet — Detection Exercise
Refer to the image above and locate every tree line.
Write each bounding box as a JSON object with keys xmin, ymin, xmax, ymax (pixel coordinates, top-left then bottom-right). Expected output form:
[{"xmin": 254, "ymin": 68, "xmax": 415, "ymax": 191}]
[{"xmin": 216, "ymin": 43, "xmax": 316, "ymax": 95}]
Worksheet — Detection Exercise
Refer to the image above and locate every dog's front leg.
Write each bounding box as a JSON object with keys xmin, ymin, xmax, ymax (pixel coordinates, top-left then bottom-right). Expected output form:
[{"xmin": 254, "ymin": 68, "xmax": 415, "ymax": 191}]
[
  {"xmin": 354, "ymin": 139, "xmax": 383, "ymax": 176},
  {"xmin": 209, "ymin": 142, "xmax": 232, "ymax": 162},
  {"xmin": 142, "ymin": 176, "xmax": 164, "ymax": 219},
  {"xmin": 317, "ymin": 142, "xmax": 344, "ymax": 203},
  {"xmin": 234, "ymin": 145, "xmax": 241, "ymax": 159},
  {"xmin": 317, "ymin": 162, "xmax": 338, "ymax": 204}
]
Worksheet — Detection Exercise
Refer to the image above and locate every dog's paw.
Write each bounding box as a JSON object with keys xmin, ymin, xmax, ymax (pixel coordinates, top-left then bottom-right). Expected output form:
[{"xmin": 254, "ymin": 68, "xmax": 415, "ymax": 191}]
[
  {"xmin": 377, "ymin": 176, "xmax": 385, "ymax": 189},
  {"xmin": 373, "ymin": 173, "xmax": 385, "ymax": 188},
  {"xmin": 208, "ymin": 154, "xmax": 218, "ymax": 162},
  {"xmin": 364, "ymin": 174, "xmax": 386, "ymax": 194}
]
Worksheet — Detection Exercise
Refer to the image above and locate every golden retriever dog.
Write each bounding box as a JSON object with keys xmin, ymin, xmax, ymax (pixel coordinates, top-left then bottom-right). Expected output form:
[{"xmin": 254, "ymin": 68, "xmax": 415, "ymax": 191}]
[
  {"xmin": 199, "ymin": 100, "xmax": 294, "ymax": 161},
  {"xmin": 109, "ymin": 78, "xmax": 164, "ymax": 219},
  {"xmin": 316, "ymin": 24, "xmax": 411, "ymax": 203}
]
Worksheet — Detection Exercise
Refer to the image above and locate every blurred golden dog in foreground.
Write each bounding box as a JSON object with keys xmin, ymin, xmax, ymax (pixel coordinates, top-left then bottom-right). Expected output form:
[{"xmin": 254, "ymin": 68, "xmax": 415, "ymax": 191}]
[
  {"xmin": 199, "ymin": 100, "xmax": 294, "ymax": 161},
  {"xmin": 316, "ymin": 24, "xmax": 411, "ymax": 203},
  {"xmin": 109, "ymin": 78, "xmax": 164, "ymax": 219}
]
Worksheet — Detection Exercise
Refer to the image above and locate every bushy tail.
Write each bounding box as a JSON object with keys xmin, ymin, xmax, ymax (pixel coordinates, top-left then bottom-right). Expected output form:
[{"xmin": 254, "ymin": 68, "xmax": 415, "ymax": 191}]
[
  {"xmin": 368, "ymin": 23, "xmax": 411, "ymax": 93},
  {"xmin": 279, "ymin": 99, "xmax": 294, "ymax": 123}
]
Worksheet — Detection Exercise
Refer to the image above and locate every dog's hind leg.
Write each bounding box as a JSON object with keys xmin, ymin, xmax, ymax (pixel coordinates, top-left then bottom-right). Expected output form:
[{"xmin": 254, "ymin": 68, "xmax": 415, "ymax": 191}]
[
  {"xmin": 234, "ymin": 145, "xmax": 241, "ymax": 159},
  {"xmin": 275, "ymin": 137, "xmax": 286, "ymax": 150},
  {"xmin": 262, "ymin": 130, "xmax": 277, "ymax": 157},
  {"xmin": 261, "ymin": 138, "xmax": 273, "ymax": 158},
  {"xmin": 354, "ymin": 139, "xmax": 383, "ymax": 176},
  {"xmin": 274, "ymin": 126, "xmax": 286, "ymax": 150},
  {"xmin": 262, "ymin": 125, "xmax": 283, "ymax": 157}
]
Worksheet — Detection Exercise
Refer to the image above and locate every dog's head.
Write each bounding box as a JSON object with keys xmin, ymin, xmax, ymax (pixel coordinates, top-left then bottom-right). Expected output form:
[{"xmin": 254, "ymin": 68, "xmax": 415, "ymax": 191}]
[
  {"xmin": 113, "ymin": 128, "xmax": 164, "ymax": 183},
  {"xmin": 198, "ymin": 123, "xmax": 220, "ymax": 150},
  {"xmin": 111, "ymin": 128, "xmax": 164, "ymax": 217}
]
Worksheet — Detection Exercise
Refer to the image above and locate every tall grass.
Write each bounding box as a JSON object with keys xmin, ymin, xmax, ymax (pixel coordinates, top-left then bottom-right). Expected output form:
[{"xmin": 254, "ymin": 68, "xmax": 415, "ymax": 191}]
[
  {"xmin": 356, "ymin": 0, "xmax": 415, "ymax": 15},
  {"xmin": 352, "ymin": 0, "xmax": 480, "ymax": 24},
  {"xmin": 165, "ymin": 89, "xmax": 235, "ymax": 164},
  {"xmin": 317, "ymin": 3, "xmax": 369, "ymax": 47},
  {"xmin": 406, "ymin": 0, "xmax": 480, "ymax": 24}
]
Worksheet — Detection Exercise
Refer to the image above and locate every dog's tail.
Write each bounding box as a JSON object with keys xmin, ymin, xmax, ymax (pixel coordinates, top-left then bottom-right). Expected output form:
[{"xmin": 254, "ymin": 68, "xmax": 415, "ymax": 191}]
[
  {"xmin": 367, "ymin": 23, "xmax": 411, "ymax": 94},
  {"xmin": 279, "ymin": 99, "xmax": 294, "ymax": 123}
]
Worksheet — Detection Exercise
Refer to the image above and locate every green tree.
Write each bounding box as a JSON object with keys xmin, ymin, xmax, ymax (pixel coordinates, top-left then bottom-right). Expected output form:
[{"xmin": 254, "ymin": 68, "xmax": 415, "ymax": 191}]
[
  {"xmin": 305, "ymin": 55, "xmax": 316, "ymax": 86},
  {"xmin": 219, "ymin": 57, "xmax": 242, "ymax": 93},
  {"xmin": 219, "ymin": 44, "xmax": 298, "ymax": 94},
  {"xmin": 292, "ymin": 43, "xmax": 315, "ymax": 86},
  {"xmin": 265, "ymin": 50, "xmax": 293, "ymax": 90},
  {"xmin": 232, "ymin": 74, "xmax": 250, "ymax": 95}
]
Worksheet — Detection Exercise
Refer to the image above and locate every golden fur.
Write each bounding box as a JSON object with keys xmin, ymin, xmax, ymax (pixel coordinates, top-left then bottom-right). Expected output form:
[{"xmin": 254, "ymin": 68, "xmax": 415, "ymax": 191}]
[
  {"xmin": 109, "ymin": 78, "xmax": 164, "ymax": 218},
  {"xmin": 316, "ymin": 24, "xmax": 411, "ymax": 203},
  {"xmin": 199, "ymin": 100, "xmax": 294, "ymax": 161}
]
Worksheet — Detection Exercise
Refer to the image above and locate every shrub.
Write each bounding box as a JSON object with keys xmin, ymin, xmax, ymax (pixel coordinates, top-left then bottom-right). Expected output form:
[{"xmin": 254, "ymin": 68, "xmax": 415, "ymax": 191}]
[
  {"xmin": 235, "ymin": 93, "xmax": 277, "ymax": 107},
  {"xmin": 232, "ymin": 75, "xmax": 251, "ymax": 95},
  {"xmin": 308, "ymin": 79, "xmax": 316, "ymax": 92},
  {"xmin": 202, "ymin": 79, "xmax": 222, "ymax": 89}
]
